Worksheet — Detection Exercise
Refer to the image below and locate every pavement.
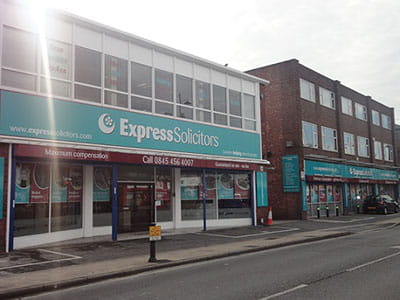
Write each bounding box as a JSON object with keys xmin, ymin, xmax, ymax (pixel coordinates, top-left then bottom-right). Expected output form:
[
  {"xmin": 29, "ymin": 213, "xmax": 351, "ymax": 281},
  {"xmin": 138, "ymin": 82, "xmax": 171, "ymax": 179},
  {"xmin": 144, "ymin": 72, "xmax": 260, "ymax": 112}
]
[{"xmin": 1, "ymin": 214, "xmax": 400, "ymax": 299}]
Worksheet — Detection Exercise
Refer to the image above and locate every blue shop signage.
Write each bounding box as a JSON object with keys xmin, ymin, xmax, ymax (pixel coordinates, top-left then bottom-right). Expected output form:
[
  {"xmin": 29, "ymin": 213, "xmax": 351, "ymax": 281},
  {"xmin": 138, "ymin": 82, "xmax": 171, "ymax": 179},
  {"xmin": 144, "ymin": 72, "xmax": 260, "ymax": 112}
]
[
  {"xmin": 305, "ymin": 160, "xmax": 398, "ymax": 181},
  {"xmin": 0, "ymin": 91, "xmax": 261, "ymax": 159}
]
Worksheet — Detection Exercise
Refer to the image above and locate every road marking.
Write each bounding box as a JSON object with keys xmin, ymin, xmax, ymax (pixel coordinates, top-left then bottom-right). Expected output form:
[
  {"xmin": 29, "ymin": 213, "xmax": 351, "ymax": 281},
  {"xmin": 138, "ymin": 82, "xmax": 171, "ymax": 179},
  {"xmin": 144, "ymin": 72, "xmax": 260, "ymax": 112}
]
[
  {"xmin": 259, "ymin": 284, "xmax": 308, "ymax": 300},
  {"xmin": 0, "ymin": 249, "xmax": 82, "ymax": 271},
  {"xmin": 196, "ymin": 227, "xmax": 299, "ymax": 239},
  {"xmin": 346, "ymin": 251, "xmax": 400, "ymax": 272},
  {"xmin": 311, "ymin": 217, "xmax": 375, "ymax": 223}
]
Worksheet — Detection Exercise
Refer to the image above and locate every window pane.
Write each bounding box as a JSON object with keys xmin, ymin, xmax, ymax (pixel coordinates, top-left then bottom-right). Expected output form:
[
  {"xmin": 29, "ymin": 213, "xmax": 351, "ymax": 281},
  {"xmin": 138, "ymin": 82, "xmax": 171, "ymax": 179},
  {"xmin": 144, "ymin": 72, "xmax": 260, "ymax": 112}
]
[
  {"xmin": 181, "ymin": 169, "xmax": 202, "ymax": 220},
  {"xmin": 230, "ymin": 116, "xmax": 242, "ymax": 128},
  {"xmin": 40, "ymin": 77, "xmax": 71, "ymax": 98},
  {"xmin": 131, "ymin": 62, "xmax": 152, "ymax": 97},
  {"xmin": 155, "ymin": 101, "xmax": 173, "ymax": 116},
  {"xmin": 41, "ymin": 40, "xmax": 72, "ymax": 80},
  {"xmin": 155, "ymin": 69, "xmax": 173, "ymax": 101},
  {"xmin": 131, "ymin": 96, "xmax": 152, "ymax": 112},
  {"xmin": 74, "ymin": 84, "xmax": 101, "ymax": 103},
  {"xmin": 105, "ymin": 55, "xmax": 128, "ymax": 92},
  {"xmin": 105, "ymin": 91, "xmax": 128, "ymax": 108},
  {"xmin": 214, "ymin": 113, "xmax": 227, "ymax": 125},
  {"xmin": 14, "ymin": 163, "xmax": 50, "ymax": 237},
  {"xmin": 355, "ymin": 103, "xmax": 367, "ymax": 121},
  {"xmin": 2, "ymin": 26, "xmax": 37, "ymax": 72},
  {"xmin": 374, "ymin": 141, "xmax": 382, "ymax": 160},
  {"xmin": 357, "ymin": 136, "xmax": 369, "ymax": 157},
  {"xmin": 2, "ymin": 69, "xmax": 36, "ymax": 91},
  {"xmin": 156, "ymin": 168, "xmax": 173, "ymax": 222},
  {"xmin": 322, "ymin": 127, "xmax": 337, "ymax": 151},
  {"xmin": 196, "ymin": 110, "xmax": 211, "ymax": 123},
  {"xmin": 371, "ymin": 110, "xmax": 380, "ymax": 126},
  {"xmin": 218, "ymin": 173, "xmax": 251, "ymax": 219},
  {"xmin": 213, "ymin": 85, "xmax": 227, "ymax": 113},
  {"xmin": 244, "ymin": 120, "xmax": 256, "ymax": 131},
  {"xmin": 75, "ymin": 46, "xmax": 101, "ymax": 86},
  {"xmin": 299, "ymin": 78, "xmax": 315, "ymax": 102},
  {"xmin": 177, "ymin": 105, "xmax": 193, "ymax": 120},
  {"xmin": 196, "ymin": 81, "xmax": 210, "ymax": 109},
  {"xmin": 229, "ymin": 90, "xmax": 241, "ymax": 116},
  {"xmin": 176, "ymin": 75, "xmax": 193, "ymax": 105},
  {"xmin": 341, "ymin": 97, "xmax": 353, "ymax": 116},
  {"xmin": 344, "ymin": 132, "xmax": 355, "ymax": 155},
  {"xmin": 319, "ymin": 87, "xmax": 335, "ymax": 109},
  {"xmin": 243, "ymin": 94, "xmax": 255, "ymax": 119},
  {"xmin": 51, "ymin": 165, "xmax": 83, "ymax": 232},
  {"xmin": 302, "ymin": 121, "xmax": 318, "ymax": 148},
  {"xmin": 93, "ymin": 167, "xmax": 112, "ymax": 227}
]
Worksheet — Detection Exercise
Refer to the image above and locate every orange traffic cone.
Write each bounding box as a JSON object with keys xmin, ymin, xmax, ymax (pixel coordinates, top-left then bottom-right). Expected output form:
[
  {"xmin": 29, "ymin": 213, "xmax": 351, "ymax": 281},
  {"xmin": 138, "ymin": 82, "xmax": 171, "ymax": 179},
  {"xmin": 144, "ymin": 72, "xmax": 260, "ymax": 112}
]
[{"xmin": 266, "ymin": 207, "xmax": 273, "ymax": 226}]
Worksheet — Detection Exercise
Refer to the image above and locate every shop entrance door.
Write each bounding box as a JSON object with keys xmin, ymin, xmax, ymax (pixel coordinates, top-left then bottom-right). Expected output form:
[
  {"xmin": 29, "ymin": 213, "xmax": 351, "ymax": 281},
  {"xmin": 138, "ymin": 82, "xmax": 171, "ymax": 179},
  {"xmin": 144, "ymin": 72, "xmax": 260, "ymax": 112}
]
[{"xmin": 118, "ymin": 183, "xmax": 153, "ymax": 233}]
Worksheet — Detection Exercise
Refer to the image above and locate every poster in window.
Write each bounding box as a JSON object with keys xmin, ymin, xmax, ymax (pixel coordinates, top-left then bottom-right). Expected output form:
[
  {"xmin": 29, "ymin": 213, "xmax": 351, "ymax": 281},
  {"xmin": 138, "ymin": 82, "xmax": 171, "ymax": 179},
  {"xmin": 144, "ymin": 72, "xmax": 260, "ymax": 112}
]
[
  {"xmin": 30, "ymin": 164, "xmax": 50, "ymax": 203},
  {"xmin": 234, "ymin": 174, "xmax": 250, "ymax": 199},
  {"xmin": 326, "ymin": 185, "xmax": 334, "ymax": 202},
  {"xmin": 334, "ymin": 186, "xmax": 341, "ymax": 202},
  {"xmin": 93, "ymin": 167, "xmax": 111, "ymax": 202},
  {"xmin": 15, "ymin": 163, "xmax": 31, "ymax": 204},
  {"xmin": 156, "ymin": 181, "xmax": 170, "ymax": 201},
  {"xmin": 311, "ymin": 185, "xmax": 319, "ymax": 203},
  {"xmin": 46, "ymin": 40, "xmax": 71, "ymax": 80},
  {"xmin": 181, "ymin": 176, "xmax": 200, "ymax": 200},
  {"xmin": 319, "ymin": 185, "xmax": 326, "ymax": 202},
  {"xmin": 217, "ymin": 173, "xmax": 234, "ymax": 199},
  {"xmin": 199, "ymin": 175, "xmax": 217, "ymax": 199},
  {"xmin": 68, "ymin": 167, "xmax": 83, "ymax": 202},
  {"xmin": 51, "ymin": 166, "xmax": 68, "ymax": 202},
  {"xmin": 306, "ymin": 185, "xmax": 311, "ymax": 203}
]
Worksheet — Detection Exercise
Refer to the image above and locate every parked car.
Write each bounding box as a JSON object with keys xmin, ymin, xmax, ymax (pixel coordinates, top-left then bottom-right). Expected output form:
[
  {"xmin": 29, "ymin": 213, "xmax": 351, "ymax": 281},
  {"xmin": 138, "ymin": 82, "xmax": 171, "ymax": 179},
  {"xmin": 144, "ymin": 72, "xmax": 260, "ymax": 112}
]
[{"xmin": 363, "ymin": 195, "xmax": 399, "ymax": 214}]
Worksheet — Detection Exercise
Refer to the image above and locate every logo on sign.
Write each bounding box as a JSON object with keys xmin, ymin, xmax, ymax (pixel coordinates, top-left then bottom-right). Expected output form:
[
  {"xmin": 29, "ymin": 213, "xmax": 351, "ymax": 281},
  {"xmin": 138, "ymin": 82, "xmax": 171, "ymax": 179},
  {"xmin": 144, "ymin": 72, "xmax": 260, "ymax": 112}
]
[{"xmin": 98, "ymin": 114, "xmax": 115, "ymax": 134}]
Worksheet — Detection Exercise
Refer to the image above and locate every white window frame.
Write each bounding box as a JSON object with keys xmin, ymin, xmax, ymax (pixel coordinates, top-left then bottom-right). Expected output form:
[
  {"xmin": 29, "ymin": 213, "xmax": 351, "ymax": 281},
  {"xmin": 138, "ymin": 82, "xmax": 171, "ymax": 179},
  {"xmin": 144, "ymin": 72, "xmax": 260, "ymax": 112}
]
[
  {"xmin": 381, "ymin": 114, "xmax": 391, "ymax": 129},
  {"xmin": 357, "ymin": 136, "xmax": 370, "ymax": 158},
  {"xmin": 371, "ymin": 110, "xmax": 380, "ymax": 126},
  {"xmin": 299, "ymin": 78, "xmax": 315, "ymax": 102},
  {"xmin": 341, "ymin": 96, "xmax": 353, "ymax": 116},
  {"xmin": 384, "ymin": 144, "xmax": 394, "ymax": 161},
  {"xmin": 355, "ymin": 103, "xmax": 367, "ymax": 121},
  {"xmin": 343, "ymin": 132, "xmax": 355, "ymax": 155},
  {"xmin": 319, "ymin": 87, "xmax": 335, "ymax": 109},
  {"xmin": 374, "ymin": 140, "xmax": 382, "ymax": 160},
  {"xmin": 321, "ymin": 126, "xmax": 338, "ymax": 152},
  {"xmin": 302, "ymin": 121, "xmax": 318, "ymax": 148}
]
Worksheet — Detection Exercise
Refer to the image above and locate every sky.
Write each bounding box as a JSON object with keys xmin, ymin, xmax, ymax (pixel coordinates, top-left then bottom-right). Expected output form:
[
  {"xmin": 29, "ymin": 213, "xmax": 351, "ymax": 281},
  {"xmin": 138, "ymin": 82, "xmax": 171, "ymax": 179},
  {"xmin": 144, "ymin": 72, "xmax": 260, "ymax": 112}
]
[{"xmin": 38, "ymin": 0, "xmax": 400, "ymax": 123}]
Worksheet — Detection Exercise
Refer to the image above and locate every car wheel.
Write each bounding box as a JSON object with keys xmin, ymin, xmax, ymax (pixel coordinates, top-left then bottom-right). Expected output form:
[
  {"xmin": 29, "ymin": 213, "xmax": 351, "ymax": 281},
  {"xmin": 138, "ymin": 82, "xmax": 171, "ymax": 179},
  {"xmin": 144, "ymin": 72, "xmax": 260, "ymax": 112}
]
[{"xmin": 384, "ymin": 207, "xmax": 388, "ymax": 215}]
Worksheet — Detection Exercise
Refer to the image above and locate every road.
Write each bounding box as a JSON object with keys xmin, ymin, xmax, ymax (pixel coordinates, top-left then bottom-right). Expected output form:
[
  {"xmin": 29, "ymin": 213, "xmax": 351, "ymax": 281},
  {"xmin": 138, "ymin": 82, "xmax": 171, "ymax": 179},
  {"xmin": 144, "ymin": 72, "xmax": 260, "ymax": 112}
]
[{"xmin": 24, "ymin": 222, "xmax": 400, "ymax": 300}]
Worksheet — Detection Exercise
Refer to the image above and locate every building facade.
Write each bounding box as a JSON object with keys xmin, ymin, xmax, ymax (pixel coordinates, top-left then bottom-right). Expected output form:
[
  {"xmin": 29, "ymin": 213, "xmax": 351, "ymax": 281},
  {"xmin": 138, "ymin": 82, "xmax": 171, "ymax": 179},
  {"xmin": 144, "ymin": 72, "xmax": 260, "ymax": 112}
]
[
  {"xmin": 0, "ymin": 1, "xmax": 270, "ymax": 251},
  {"xmin": 248, "ymin": 59, "xmax": 399, "ymax": 220}
]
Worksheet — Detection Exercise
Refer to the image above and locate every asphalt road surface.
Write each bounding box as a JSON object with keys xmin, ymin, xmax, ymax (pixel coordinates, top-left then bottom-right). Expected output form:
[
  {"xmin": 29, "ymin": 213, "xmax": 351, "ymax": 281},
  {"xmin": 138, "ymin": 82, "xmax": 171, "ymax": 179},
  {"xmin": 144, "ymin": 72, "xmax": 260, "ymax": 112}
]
[{"xmin": 24, "ymin": 223, "xmax": 400, "ymax": 300}]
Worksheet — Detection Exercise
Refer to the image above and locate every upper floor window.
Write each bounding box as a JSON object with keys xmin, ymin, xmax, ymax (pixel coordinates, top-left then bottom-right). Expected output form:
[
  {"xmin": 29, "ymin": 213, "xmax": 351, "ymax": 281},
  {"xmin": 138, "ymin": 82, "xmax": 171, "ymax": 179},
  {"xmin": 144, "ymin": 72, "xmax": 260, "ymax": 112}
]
[
  {"xmin": 381, "ymin": 114, "xmax": 391, "ymax": 129},
  {"xmin": 343, "ymin": 132, "xmax": 355, "ymax": 155},
  {"xmin": 176, "ymin": 75, "xmax": 193, "ymax": 106},
  {"xmin": 374, "ymin": 140, "xmax": 382, "ymax": 160},
  {"xmin": 302, "ymin": 121, "xmax": 318, "ymax": 148},
  {"xmin": 195, "ymin": 81, "xmax": 210, "ymax": 110},
  {"xmin": 384, "ymin": 144, "xmax": 394, "ymax": 161},
  {"xmin": 131, "ymin": 62, "xmax": 152, "ymax": 98},
  {"xmin": 321, "ymin": 126, "xmax": 338, "ymax": 152},
  {"xmin": 243, "ymin": 94, "xmax": 256, "ymax": 130},
  {"xmin": 299, "ymin": 78, "xmax": 315, "ymax": 102},
  {"xmin": 355, "ymin": 103, "xmax": 367, "ymax": 121},
  {"xmin": 104, "ymin": 55, "xmax": 128, "ymax": 92},
  {"xmin": 75, "ymin": 46, "xmax": 102, "ymax": 87},
  {"xmin": 319, "ymin": 87, "xmax": 335, "ymax": 109},
  {"xmin": 341, "ymin": 97, "xmax": 353, "ymax": 116},
  {"xmin": 155, "ymin": 69, "xmax": 173, "ymax": 102},
  {"xmin": 357, "ymin": 136, "xmax": 370, "ymax": 157},
  {"xmin": 371, "ymin": 110, "xmax": 380, "ymax": 126}
]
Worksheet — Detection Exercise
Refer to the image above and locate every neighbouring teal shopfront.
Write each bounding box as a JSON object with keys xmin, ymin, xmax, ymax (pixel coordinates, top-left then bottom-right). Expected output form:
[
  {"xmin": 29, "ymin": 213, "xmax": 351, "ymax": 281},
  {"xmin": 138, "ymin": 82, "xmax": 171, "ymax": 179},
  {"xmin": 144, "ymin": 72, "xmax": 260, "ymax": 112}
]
[
  {"xmin": 0, "ymin": 91, "xmax": 268, "ymax": 250},
  {"xmin": 303, "ymin": 160, "xmax": 399, "ymax": 217}
]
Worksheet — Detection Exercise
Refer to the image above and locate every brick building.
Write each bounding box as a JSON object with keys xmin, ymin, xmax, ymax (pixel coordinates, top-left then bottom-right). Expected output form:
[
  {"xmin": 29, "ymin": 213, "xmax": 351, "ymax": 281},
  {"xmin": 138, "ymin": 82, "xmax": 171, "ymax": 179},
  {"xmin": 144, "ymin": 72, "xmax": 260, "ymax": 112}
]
[
  {"xmin": 395, "ymin": 124, "xmax": 400, "ymax": 167},
  {"xmin": 248, "ymin": 59, "xmax": 399, "ymax": 220}
]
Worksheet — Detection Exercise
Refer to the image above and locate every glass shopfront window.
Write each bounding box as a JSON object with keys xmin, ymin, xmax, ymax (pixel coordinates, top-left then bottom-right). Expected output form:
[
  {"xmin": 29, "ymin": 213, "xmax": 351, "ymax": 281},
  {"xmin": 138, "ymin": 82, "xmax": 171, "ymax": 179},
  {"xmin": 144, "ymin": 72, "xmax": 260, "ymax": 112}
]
[
  {"xmin": 14, "ymin": 162, "xmax": 83, "ymax": 236},
  {"xmin": 93, "ymin": 167, "xmax": 112, "ymax": 227},
  {"xmin": 14, "ymin": 163, "xmax": 50, "ymax": 237},
  {"xmin": 218, "ymin": 173, "xmax": 251, "ymax": 219},
  {"xmin": 306, "ymin": 183, "xmax": 343, "ymax": 217},
  {"xmin": 155, "ymin": 168, "xmax": 173, "ymax": 222},
  {"xmin": 181, "ymin": 169, "xmax": 203, "ymax": 220},
  {"xmin": 51, "ymin": 165, "xmax": 83, "ymax": 232}
]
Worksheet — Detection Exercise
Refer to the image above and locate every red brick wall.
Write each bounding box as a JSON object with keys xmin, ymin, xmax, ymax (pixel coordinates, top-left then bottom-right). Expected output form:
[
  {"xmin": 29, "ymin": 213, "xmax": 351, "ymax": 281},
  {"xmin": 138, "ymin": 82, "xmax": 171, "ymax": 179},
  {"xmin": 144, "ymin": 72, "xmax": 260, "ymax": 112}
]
[{"xmin": 0, "ymin": 143, "xmax": 10, "ymax": 251}]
